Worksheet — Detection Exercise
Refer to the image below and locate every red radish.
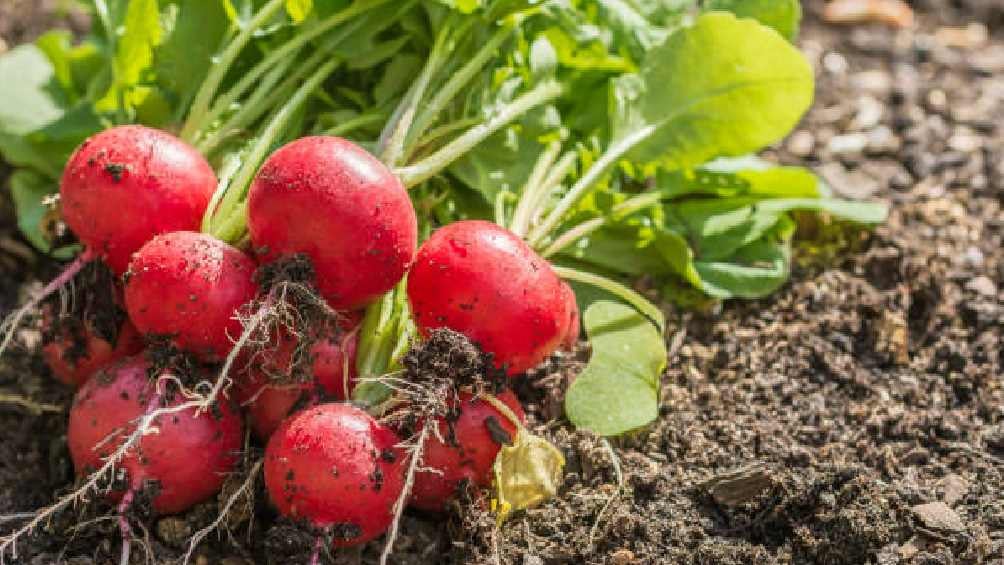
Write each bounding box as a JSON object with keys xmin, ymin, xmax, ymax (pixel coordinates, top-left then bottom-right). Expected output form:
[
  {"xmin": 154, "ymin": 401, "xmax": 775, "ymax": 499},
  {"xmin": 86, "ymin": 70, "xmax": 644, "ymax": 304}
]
[
  {"xmin": 124, "ymin": 231, "xmax": 258, "ymax": 362},
  {"xmin": 264, "ymin": 403, "xmax": 405, "ymax": 546},
  {"xmin": 248, "ymin": 136, "xmax": 417, "ymax": 310},
  {"xmin": 60, "ymin": 126, "xmax": 216, "ymax": 274},
  {"xmin": 559, "ymin": 282, "xmax": 580, "ymax": 350},
  {"xmin": 236, "ymin": 327, "xmax": 359, "ymax": 440},
  {"xmin": 409, "ymin": 391, "xmax": 524, "ymax": 512},
  {"xmin": 42, "ymin": 307, "xmax": 143, "ymax": 388},
  {"xmin": 408, "ymin": 220, "xmax": 571, "ymax": 375},
  {"xmin": 67, "ymin": 356, "xmax": 243, "ymax": 515}
]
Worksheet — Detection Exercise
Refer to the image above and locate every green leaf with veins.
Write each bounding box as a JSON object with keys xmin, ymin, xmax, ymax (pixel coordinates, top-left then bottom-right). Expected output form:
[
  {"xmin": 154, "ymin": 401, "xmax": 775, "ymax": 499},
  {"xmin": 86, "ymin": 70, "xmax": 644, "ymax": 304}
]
[
  {"xmin": 659, "ymin": 164, "xmax": 822, "ymax": 199},
  {"xmin": 703, "ymin": 0, "xmax": 802, "ymax": 41},
  {"xmin": 565, "ymin": 300, "xmax": 666, "ymax": 436},
  {"xmin": 157, "ymin": 0, "xmax": 231, "ymax": 106},
  {"xmin": 113, "ymin": 0, "xmax": 163, "ymax": 94},
  {"xmin": 0, "ymin": 45, "xmax": 100, "ymax": 180},
  {"xmin": 613, "ymin": 12, "xmax": 813, "ymax": 170},
  {"xmin": 693, "ymin": 231, "xmax": 792, "ymax": 299}
]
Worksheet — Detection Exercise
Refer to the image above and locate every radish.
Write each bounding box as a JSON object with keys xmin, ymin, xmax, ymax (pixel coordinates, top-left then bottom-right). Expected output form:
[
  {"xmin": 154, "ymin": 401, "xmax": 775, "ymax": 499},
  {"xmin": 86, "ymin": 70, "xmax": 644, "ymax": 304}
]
[
  {"xmin": 264, "ymin": 403, "xmax": 405, "ymax": 547},
  {"xmin": 248, "ymin": 136, "xmax": 418, "ymax": 310},
  {"xmin": 42, "ymin": 305, "xmax": 143, "ymax": 388},
  {"xmin": 409, "ymin": 390, "xmax": 524, "ymax": 512},
  {"xmin": 60, "ymin": 126, "xmax": 216, "ymax": 275},
  {"xmin": 67, "ymin": 355, "xmax": 243, "ymax": 515},
  {"xmin": 407, "ymin": 220, "xmax": 571, "ymax": 375},
  {"xmin": 124, "ymin": 231, "xmax": 258, "ymax": 362},
  {"xmin": 559, "ymin": 281, "xmax": 580, "ymax": 350},
  {"xmin": 237, "ymin": 326, "xmax": 359, "ymax": 440}
]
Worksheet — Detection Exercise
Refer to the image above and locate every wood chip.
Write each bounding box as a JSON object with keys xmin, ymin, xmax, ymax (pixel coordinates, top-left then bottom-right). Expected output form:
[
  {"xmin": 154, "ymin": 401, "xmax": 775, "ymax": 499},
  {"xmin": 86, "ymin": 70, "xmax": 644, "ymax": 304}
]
[
  {"xmin": 911, "ymin": 501, "xmax": 966, "ymax": 533},
  {"xmin": 701, "ymin": 464, "xmax": 773, "ymax": 507}
]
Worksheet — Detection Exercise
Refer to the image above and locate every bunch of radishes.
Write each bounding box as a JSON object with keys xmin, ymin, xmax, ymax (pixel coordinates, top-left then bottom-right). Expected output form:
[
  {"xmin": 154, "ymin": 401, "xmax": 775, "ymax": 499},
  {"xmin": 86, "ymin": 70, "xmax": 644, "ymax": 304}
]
[{"xmin": 21, "ymin": 123, "xmax": 576, "ymax": 557}]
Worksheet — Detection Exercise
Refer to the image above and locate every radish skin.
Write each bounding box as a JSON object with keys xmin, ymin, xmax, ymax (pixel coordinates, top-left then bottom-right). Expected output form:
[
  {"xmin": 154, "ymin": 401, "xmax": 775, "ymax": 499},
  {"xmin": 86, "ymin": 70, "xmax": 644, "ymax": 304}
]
[
  {"xmin": 409, "ymin": 391, "xmax": 524, "ymax": 512},
  {"xmin": 408, "ymin": 221, "xmax": 570, "ymax": 375},
  {"xmin": 264, "ymin": 403, "xmax": 405, "ymax": 547},
  {"xmin": 248, "ymin": 136, "xmax": 417, "ymax": 310},
  {"xmin": 67, "ymin": 356, "xmax": 243, "ymax": 515},
  {"xmin": 124, "ymin": 232, "xmax": 258, "ymax": 362},
  {"xmin": 60, "ymin": 126, "xmax": 216, "ymax": 274}
]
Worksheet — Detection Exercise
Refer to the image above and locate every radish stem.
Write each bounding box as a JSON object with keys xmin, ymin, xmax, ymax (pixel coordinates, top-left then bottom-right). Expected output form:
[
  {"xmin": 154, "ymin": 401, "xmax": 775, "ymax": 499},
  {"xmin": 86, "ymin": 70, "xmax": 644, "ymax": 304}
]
[
  {"xmin": 182, "ymin": 0, "xmax": 287, "ymax": 142},
  {"xmin": 395, "ymin": 81, "xmax": 566, "ymax": 188}
]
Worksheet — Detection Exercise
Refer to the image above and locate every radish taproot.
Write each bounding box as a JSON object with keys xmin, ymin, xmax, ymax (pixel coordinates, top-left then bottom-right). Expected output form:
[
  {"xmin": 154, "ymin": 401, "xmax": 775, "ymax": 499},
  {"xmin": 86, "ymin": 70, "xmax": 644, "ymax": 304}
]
[
  {"xmin": 409, "ymin": 390, "xmax": 524, "ymax": 512},
  {"xmin": 248, "ymin": 136, "xmax": 417, "ymax": 310},
  {"xmin": 237, "ymin": 326, "xmax": 359, "ymax": 440},
  {"xmin": 67, "ymin": 356, "xmax": 243, "ymax": 515},
  {"xmin": 264, "ymin": 403, "xmax": 405, "ymax": 546},
  {"xmin": 60, "ymin": 126, "xmax": 216, "ymax": 275},
  {"xmin": 407, "ymin": 220, "xmax": 570, "ymax": 375},
  {"xmin": 124, "ymin": 231, "xmax": 258, "ymax": 362}
]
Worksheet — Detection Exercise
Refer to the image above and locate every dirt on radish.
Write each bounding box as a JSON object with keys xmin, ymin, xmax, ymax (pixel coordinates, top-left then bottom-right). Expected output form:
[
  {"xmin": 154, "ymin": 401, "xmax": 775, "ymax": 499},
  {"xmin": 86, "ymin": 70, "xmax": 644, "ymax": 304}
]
[{"xmin": 0, "ymin": 2, "xmax": 1001, "ymax": 565}]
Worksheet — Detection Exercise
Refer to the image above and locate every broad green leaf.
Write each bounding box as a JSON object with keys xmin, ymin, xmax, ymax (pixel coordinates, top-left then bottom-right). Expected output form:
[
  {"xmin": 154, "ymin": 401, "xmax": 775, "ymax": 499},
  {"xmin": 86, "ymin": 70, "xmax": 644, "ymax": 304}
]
[
  {"xmin": 157, "ymin": 0, "xmax": 230, "ymax": 105},
  {"xmin": 659, "ymin": 164, "xmax": 822, "ymax": 199},
  {"xmin": 116, "ymin": 0, "xmax": 163, "ymax": 88},
  {"xmin": 0, "ymin": 46, "xmax": 68, "ymax": 136},
  {"xmin": 558, "ymin": 222, "xmax": 671, "ymax": 277},
  {"xmin": 703, "ymin": 0, "xmax": 802, "ymax": 41},
  {"xmin": 0, "ymin": 45, "xmax": 99, "ymax": 179},
  {"xmin": 693, "ymin": 226, "xmax": 793, "ymax": 299},
  {"xmin": 35, "ymin": 31, "xmax": 76, "ymax": 96},
  {"xmin": 565, "ymin": 301, "xmax": 666, "ymax": 436},
  {"xmin": 286, "ymin": 0, "xmax": 313, "ymax": 22},
  {"xmin": 449, "ymin": 126, "xmax": 544, "ymax": 204},
  {"xmin": 667, "ymin": 197, "xmax": 887, "ymax": 261},
  {"xmin": 614, "ymin": 12, "xmax": 813, "ymax": 170}
]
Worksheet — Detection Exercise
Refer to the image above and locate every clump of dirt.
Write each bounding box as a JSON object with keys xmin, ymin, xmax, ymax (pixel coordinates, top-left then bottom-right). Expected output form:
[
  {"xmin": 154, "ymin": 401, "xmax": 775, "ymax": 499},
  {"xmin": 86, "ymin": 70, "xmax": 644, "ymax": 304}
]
[
  {"xmin": 41, "ymin": 260, "xmax": 127, "ymax": 361},
  {"xmin": 402, "ymin": 328, "xmax": 500, "ymax": 391}
]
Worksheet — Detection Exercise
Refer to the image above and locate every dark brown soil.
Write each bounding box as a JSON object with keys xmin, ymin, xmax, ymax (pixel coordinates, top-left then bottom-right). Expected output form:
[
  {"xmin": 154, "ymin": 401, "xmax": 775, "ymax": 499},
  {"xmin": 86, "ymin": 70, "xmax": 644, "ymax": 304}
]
[{"xmin": 1, "ymin": 1, "xmax": 1001, "ymax": 564}]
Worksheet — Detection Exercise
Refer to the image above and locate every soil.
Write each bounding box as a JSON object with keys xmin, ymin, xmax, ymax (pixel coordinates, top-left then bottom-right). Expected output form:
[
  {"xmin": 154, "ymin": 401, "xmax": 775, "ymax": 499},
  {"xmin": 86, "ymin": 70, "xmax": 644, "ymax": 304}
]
[{"xmin": 1, "ymin": 1, "xmax": 1002, "ymax": 564}]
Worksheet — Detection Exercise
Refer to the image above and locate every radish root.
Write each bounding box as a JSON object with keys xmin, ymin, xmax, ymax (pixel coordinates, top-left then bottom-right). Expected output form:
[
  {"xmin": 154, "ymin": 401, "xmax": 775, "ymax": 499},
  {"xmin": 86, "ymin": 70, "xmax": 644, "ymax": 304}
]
[
  {"xmin": 0, "ymin": 255, "xmax": 88, "ymax": 360},
  {"xmin": 182, "ymin": 458, "xmax": 263, "ymax": 565},
  {"xmin": 0, "ymin": 374, "xmax": 220, "ymax": 562}
]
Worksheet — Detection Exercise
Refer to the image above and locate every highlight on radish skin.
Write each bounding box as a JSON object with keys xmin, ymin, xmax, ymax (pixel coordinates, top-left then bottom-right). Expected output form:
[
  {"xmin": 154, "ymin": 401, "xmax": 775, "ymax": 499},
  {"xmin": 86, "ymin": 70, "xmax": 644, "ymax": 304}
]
[
  {"xmin": 248, "ymin": 136, "xmax": 418, "ymax": 310},
  {"xmin": 60, "ymin": 126, "xmax": 216, "ymax": 275},
  {"xmin": 408, "ymin": 220, "xmax": 571, "ymax": 375}
]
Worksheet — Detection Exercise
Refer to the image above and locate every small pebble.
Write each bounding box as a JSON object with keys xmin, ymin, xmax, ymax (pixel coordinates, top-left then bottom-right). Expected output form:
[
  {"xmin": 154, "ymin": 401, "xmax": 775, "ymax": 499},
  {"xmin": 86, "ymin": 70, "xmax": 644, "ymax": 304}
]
[
  {"xmin": 787, "ymin": 130, "xmax": 815, "ymax": 157},
  {"xmin": 866, "ymin": 126, "xmax": 901, "ymax": 154},
  {"xmin": 965, "ymin": 276, "xmax": 996, "ymax": 297},
  {"xmin": 852, "ymin": 96, "xmax": 885, "ymax": 130},
  {"xmin": 828, "ymin": 133, "xmax": 869, "ymax": 155},
  {"xmin": 823, "ymin": 52, "xmax": 849, "ymax": 75},
  {"xmin": 912, "ymin": 501, "xmax": 966, "ymax": 533}
]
